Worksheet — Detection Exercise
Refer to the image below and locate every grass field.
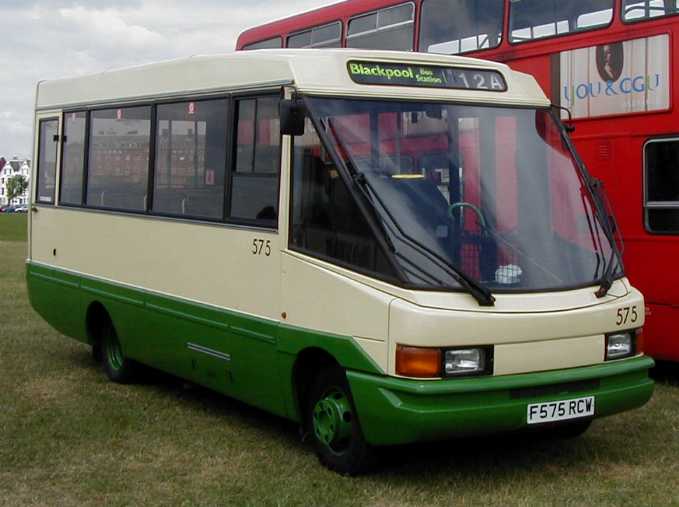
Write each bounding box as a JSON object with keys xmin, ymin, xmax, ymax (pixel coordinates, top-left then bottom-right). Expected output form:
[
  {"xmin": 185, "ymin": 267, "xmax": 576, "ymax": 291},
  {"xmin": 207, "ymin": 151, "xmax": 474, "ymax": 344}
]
[
  {"xmin": 1, "ymin": 213, "xmax": 678, "ymax": 506},
  {"xmin": 0, "ymin": 213, "xmax": 27, "ymax": 241}
]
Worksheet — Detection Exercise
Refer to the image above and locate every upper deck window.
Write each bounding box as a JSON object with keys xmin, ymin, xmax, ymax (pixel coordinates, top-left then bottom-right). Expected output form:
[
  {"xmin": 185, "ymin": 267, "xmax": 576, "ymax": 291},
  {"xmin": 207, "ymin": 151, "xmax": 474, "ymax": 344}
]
[
  {"xmin": 623, "ymin": 0, "xmax": 679, "ymax": 22},
  {"xmin": 243, "ymin": 37, "xmax": 282, "ymax": 50},
  {"xmin": 420, "ymin": 0, "xmax": 504, "ymax": 55},
  {"xmin": 288, "ymin": 22, "xmax": 342, "ymax": 48},
  {"xmin": 510, "ymin": 0, "xmax": 614, "ymax": 44},
  {"xmin": 347, "ymin": 3, "xmax": 415, "ymax": 51}
]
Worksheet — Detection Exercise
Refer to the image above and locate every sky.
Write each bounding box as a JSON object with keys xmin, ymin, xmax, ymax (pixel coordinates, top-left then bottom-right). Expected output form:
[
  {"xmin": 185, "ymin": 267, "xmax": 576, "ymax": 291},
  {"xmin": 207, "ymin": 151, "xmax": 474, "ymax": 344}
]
[{"xmin": 0, "ymin": 0, "xmax": 336, "ymax": 159}]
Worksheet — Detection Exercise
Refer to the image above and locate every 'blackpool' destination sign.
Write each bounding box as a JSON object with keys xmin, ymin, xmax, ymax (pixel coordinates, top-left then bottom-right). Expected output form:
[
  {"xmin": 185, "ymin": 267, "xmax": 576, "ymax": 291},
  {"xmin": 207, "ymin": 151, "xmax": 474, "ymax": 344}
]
[{"xmin": 348, "ymin": 61, "xmax": 507, "ymax": 92}]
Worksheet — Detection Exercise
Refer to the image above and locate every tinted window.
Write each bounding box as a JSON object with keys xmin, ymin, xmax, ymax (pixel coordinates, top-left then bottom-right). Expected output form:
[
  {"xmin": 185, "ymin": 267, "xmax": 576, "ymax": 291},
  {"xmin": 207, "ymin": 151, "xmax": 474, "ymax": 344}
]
[
  {"xmin": 510, "ymin": 0, "xmax": 613, "ymax": 43},
  {"xmin": 60, "ymin": 111, "xmax": 86, "ymax": 205},
  {"xmin": 36, "ymin": 119, "xmax": 59, "ymax": 204},
  {"xmin": 645, "ymin": 139, "xmax": 679, "ymax": 233},
  {"xmin": 243, "ymin": 37, "xmax": 282, "ymax": 50},
  {"xmin": 420, "ymin": 0, "xmax": 504, "ymax": 54},
  {"xmin": 288, "ymin": 22, "xmax": 342, "ymax": 48},
  {"xmin": 87, "ymin": 106, "xmax": 151, "ymax": 211},
  {"xmin": 290, "ymin": 117, "xmax": 397, "ymax": 279},
  {"xmin": 230, "ymin": 96, "xmax": 280, "ymax": 224},
  {"xmin": 347, "ymin": 3, "xmax": 415, "ymax": 51},
  {"xmin": 623, "ymin": 0, "xmax": 679, "ymax": 21},
  {"xmin": 153, "ymin": 99, "xmax": 228, "ymax": 220}
]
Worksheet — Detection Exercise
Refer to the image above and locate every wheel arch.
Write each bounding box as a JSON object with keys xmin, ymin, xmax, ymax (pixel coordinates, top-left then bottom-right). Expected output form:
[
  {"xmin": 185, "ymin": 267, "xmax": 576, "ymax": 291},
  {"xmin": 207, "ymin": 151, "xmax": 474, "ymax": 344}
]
[{"xmin": 291, "ymin": 347, "xmax": 341, "ymax": 422}]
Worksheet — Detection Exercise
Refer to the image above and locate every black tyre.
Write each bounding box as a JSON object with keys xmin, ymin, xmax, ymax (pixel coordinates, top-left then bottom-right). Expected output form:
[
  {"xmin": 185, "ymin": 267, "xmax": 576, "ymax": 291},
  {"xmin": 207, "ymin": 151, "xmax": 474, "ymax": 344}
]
[
  {"xmin": 101, "ymin": 322, "xmax": 137, "ymax": 384},
  {"xmin": 92, "ymin": 341, "xmax": 103, "ymax": 363},
  {"xmin": 305, "ymin": 366, "xmax": 375, "ymax": 475}
]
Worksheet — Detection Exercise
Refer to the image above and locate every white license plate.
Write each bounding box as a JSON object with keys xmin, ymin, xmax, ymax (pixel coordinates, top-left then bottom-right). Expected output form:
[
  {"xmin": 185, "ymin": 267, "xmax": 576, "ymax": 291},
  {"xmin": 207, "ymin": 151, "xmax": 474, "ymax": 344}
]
[{"xmin": 527, "ymin": 396, "xmax": 595, "ymax": 424}]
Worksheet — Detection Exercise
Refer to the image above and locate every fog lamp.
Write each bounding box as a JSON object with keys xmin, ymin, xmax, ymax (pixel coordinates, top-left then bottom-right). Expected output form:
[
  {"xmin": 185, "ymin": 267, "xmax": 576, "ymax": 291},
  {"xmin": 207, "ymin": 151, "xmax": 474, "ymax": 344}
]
[
  {"xmin": 606, "ymin": 332, "xmax": 633, "ymax": 360},
  {"xmin": 444, "ymin": 348, "xmax": 486, "ymax": 376}
]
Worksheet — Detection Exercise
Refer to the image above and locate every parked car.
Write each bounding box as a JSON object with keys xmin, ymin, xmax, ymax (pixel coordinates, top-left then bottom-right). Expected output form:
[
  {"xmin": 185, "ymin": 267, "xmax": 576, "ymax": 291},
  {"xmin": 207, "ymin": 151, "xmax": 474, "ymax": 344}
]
[
  {"xmin": 0, "ymin": 206, "xmax": 16, "ymax": 213},
  {"xmin": 14, "ymin": 206, "xmax": 28, "ymax": 213}
]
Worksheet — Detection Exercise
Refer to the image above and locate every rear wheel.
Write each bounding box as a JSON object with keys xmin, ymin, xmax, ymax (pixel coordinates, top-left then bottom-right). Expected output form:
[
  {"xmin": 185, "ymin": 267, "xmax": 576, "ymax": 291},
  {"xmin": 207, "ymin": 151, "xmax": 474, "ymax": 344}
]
[
  {"xmin": 305, "ymin": 367, "xmax": 375, "ymax": 475},
  {"xmin": 101, "ymin": 323, "xmax": 137, "ymax": 384}
]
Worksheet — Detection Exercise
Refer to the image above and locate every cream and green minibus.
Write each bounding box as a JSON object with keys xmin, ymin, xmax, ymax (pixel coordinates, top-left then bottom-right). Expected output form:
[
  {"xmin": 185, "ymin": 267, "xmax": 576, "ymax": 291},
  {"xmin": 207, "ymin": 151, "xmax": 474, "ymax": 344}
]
[{"xmin": 28, "ymin": 49, "xmax": 654, "ymax": 474}]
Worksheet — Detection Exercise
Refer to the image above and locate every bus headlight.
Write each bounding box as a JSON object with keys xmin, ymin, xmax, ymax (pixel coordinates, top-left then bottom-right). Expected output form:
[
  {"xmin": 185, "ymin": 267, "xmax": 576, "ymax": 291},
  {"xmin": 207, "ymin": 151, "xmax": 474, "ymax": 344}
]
[
  {"xmin": 444, "ymin": 348, "xmax": 491, "ymax": 376},
  {"xmin": 605, "ymin": 332, "xmax": 634, "ymax": 360}
]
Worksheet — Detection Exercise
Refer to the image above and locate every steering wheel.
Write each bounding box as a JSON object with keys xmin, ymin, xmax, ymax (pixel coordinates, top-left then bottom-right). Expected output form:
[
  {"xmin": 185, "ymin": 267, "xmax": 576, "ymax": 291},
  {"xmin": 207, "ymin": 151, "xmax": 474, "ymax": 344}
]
[{"xmin": 448, "ymin": 202, "xmax": 488, "ymax": 232}]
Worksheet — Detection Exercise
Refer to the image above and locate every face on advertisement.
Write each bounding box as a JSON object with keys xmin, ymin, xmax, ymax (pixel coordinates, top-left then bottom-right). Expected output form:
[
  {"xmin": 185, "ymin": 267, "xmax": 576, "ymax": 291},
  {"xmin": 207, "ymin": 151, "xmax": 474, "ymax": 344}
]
[{"xmin": 596, "ymin": 42, "xmax": 624, "ymax": 82}]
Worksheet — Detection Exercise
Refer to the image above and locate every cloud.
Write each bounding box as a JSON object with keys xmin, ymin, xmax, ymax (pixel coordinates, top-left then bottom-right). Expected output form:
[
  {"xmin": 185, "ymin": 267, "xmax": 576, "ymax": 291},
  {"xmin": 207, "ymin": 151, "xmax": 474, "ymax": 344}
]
[{"xmin": 0, "ymin": 0, "xmax": 334, "ymax": 158}]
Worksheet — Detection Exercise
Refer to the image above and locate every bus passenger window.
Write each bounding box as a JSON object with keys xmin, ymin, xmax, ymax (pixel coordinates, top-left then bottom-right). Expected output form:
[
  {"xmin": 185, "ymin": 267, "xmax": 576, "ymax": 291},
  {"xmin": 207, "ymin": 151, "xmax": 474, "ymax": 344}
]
[
  {"xmin": 230, "ymin": 96, "xmax": 281, "ymax": 225},
  {"xmin": 153, "ymin": 99, "xmax": 228, "ymax": 220},
  {"xmin": 288, "ymin": 22, "xmax": 342, "ymax": 48},
  {"xmin": 645, "ymin": 140, "xmax": 679, "ymax": 233},
  {"xmin": 347, "ymin": 3, "xmax": 415, "ymax": 51},
  {"xmin": 86, "ymin": 106, "xmax": 151, "ymax": 212},
  {"xmin": 623, "ymin": 0, "xmax": 679, "ymax": 22},
  {"xmin": 60, "ymin": 111, "xmax": 87, "ymax": 206},
  {"xmin": 242, "ymin": 37, "xmax": 282, "ymax": 50},
  {"xmin": 36, "ymin": 119, "xmax": 59, "ymax": 204},
  {"xmin": 509, "ymin": 0, "xmax": 613, "ymax": 43},
  {"xmin": 420, "ymin": 0, "xmax": 504, "ymax": 55},
  {"xmin": 290, "ymin": 118, "xmax": 397, "ymax": 279}
]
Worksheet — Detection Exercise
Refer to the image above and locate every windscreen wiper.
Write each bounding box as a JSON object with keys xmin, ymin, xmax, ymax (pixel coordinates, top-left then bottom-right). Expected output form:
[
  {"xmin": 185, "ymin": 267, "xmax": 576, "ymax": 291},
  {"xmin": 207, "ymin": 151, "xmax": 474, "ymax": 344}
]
[
  {"xmin": 354, "ymin": 172, "xmax": 495, "ymax": 307},
  {"xmin": 320, "ymin": 117, "xmax": 495, "ymax": 306},
  {"xmin": 595, "ymin": 248, "xmax": 617, "ymax": 298}
]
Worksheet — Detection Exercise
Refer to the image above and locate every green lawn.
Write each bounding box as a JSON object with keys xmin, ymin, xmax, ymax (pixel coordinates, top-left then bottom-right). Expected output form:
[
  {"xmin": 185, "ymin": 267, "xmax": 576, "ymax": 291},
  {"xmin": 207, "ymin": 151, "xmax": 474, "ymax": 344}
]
[
  {"xmin": 0, "ymin": 213, "xmax": 27, "ymax": 242},
  {"xmin": 1, "ymin": 237, "xmax": 678, "ymax": 506}
]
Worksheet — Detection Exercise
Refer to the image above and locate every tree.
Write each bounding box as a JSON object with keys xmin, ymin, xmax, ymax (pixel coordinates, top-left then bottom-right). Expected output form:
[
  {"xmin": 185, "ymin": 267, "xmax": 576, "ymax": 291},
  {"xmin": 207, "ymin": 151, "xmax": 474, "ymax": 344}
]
[{"xmin": 7, "ymin": 174, "xmax": 28, "ymax": 204}]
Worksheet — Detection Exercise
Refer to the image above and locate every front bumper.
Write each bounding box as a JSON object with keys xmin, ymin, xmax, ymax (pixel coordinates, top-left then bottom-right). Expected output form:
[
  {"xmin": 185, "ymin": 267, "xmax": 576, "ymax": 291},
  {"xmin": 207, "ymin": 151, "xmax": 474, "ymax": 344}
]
[{"xmin": 347, "ymin": 355, "xmax": 654, "ymax": 446}]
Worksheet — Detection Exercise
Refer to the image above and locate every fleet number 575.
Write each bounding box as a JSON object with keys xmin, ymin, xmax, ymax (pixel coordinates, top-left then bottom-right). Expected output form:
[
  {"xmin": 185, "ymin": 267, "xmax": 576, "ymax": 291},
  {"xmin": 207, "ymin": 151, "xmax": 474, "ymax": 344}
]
[{"xmin": 616, "ymin": 306, "xmax": 639, "ymax": 326}]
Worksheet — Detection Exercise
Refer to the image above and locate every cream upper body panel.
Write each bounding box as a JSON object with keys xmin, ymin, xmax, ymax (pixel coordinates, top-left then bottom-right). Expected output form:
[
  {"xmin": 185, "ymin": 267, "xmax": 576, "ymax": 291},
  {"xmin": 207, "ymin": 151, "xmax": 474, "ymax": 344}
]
[{"xmin": 35, "ymin": 49, "xmax": 549, "ymax": 111}]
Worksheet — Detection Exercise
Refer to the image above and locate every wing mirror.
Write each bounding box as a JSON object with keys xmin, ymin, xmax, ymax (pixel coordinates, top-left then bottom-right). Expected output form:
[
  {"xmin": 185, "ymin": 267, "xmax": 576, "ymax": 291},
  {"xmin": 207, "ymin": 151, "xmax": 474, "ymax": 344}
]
[{"xmin": 280, "ymin": 98, "xmax": 306, "ymax": 136}]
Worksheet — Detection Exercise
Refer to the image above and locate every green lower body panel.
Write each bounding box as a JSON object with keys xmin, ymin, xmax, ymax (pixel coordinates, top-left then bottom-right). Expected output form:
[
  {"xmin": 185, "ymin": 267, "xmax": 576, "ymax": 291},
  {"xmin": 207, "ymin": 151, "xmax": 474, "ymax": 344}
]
[
  {"xmin": 25, "ymin": 262, "xmax": 381, "ymax": 422},
  {"xmin": 347, "ymin": 356, "xmax": 655, "ymax": 446}
]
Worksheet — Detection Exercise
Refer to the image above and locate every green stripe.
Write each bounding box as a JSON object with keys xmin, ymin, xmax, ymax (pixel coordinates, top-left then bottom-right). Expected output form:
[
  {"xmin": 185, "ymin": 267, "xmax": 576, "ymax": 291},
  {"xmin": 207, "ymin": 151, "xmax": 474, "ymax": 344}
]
[{"xmin": 26, "ymin": 261, "xmax": 381, "ymax": 421}]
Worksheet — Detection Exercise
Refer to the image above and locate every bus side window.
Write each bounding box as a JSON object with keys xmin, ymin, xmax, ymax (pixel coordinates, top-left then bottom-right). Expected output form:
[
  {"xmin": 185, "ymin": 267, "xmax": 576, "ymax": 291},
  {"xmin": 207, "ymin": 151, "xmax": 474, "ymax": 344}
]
[
  {"xmin": 153, "ymin": 99, "xmax": 229, "ymax": 220},
  {"xmin": 229, "ymin": 96, "xmax": 281, "ymax": 226},
  {"xmin": 623, "ymin": 0, "xmax": 679, "ymax": 22},
  {"xmin": 645, "ymin": 139, "xmax": 679, "ymax": 233},
  {"xmin": 60, "ymin": 112, "xmax": 87, "ymax": 206},
  {"xmin": 290, "ymin": 117, "xmax": 397, "ymax": 279},
  {"xmin": 36, "ymin": 119, "xmax": 59, "ymax": 205},
  {"xmin": 86, "ymin": 106, "xmax": 151, "ymax": 211},
  {"xmin": 509, "ymin": 0, "xmax": 614, "ymax": 43},
  {"xmin": 242, "ymin": 37, "xmax": 282, "ymax": 50},
  {"xmin": 346, "ymin": 3, "xmax": 415, "ymax": 51}
]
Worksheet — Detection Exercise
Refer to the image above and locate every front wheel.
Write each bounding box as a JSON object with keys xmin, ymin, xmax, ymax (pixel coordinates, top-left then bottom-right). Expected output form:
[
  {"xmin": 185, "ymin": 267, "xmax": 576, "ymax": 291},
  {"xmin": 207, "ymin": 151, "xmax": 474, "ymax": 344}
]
[
  {"xmin": 101, "ymin": 323, "xmax": 137, "ymax": 384},
  {"xmin": 305, "ymin": 367, "xmax": 375, "ymax": 475}
]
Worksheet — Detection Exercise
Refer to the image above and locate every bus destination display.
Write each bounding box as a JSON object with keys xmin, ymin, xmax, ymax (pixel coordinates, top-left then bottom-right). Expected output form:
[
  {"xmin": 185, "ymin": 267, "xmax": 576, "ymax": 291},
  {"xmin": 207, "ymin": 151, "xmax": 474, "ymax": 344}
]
[{"xmin": 348, "ymin": 61, "xmax": 507, "ymax": 92}]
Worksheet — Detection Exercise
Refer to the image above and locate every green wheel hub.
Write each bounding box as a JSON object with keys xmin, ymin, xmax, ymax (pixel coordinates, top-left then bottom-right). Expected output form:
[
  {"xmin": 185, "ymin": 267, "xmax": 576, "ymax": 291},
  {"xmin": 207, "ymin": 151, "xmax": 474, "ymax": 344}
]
[
  {"xmin": 105, "ymin": 334, "xmax": 124, "ymax": 371},
  {"xmin": 312, "ymin": 388, "xmax": 353, "ymax": 453}
]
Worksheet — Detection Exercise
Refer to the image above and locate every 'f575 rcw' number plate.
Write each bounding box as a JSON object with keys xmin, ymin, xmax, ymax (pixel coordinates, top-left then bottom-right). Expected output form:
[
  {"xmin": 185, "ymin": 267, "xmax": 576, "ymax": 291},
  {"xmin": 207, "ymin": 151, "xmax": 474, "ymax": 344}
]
[{"xmin": 527, "ymin": 396, "xmax": 595, "ymax": 424}]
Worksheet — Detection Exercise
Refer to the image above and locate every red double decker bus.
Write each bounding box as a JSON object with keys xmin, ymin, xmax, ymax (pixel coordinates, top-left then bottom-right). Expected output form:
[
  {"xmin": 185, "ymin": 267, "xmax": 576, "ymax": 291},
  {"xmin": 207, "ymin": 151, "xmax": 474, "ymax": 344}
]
[{"xmin": 237, "ymin": 0, "xmax": 679, "ymax": 364}]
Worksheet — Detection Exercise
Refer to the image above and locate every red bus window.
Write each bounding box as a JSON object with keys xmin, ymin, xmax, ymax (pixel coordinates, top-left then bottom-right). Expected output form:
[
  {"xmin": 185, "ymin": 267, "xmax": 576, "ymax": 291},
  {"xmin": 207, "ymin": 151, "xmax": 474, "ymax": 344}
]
[
  {"xmin": 288, "ymin": 21, "xmax": 342, "ymax": 48},
  {"xmin": 420, "ymin": 0, "xmax": 504, "ymax": 55},
  {"xmin": 623, "ymin": 0, "xmax": 679, "ymax": 22},
  {"xmin": 347, "ymin": 3, "xmax": 415, "ymax": 51},
  {"xmin": 242, "ymin": 37, "xmax": 282, "ymax": 50},
  {"xmin": 510, "ymin": 0, "xmax": 614, "ymax": 43},
  {"xmin": 644, "ymin": 139, "xmax": 679, "ymax": 233}
]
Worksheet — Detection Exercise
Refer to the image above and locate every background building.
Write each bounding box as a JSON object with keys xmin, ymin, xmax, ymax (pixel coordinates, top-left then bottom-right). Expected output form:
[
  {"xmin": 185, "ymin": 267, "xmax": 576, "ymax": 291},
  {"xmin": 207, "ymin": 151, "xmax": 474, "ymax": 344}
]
[{"xmin": 0, "ymin": 157, "xmax": 31, "ymax": 206}]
